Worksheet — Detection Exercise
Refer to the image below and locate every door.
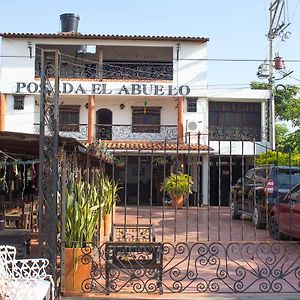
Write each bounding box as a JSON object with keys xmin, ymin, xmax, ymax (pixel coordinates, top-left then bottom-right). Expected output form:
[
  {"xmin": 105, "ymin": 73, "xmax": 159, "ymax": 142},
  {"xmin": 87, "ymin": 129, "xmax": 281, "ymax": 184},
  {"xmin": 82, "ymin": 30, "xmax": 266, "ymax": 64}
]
[
  {"xmin": 289, "ymin": 185, "xmax": 300, "ymax": 238},
  {"xmin": 278, "ymin": 185, "xmax": 300, "ymax": 239},
  {"xmin": 96, "ymin": 108, "xmax": 112, "ymax": 140}
]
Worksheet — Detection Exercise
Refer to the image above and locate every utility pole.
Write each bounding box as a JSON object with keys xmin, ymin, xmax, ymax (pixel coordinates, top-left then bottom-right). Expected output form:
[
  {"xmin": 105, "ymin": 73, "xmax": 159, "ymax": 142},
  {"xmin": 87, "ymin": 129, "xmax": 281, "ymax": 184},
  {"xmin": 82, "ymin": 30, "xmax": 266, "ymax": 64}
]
[
  {"xmin": 268, "ymin": 2, "xmax": 275, "ymax": 150},
  {"xmin": 267, "ymin": 0, "xmax": 290, "ymax": 149}
]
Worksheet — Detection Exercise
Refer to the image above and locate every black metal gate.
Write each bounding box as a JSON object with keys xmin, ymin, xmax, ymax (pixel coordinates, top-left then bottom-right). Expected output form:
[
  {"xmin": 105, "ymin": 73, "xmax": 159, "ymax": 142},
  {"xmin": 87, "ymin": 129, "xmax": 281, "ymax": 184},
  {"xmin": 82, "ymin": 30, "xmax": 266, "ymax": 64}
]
[{"xmin": 59, "ymin": 133, "xmax": 300, "ymax": 295}]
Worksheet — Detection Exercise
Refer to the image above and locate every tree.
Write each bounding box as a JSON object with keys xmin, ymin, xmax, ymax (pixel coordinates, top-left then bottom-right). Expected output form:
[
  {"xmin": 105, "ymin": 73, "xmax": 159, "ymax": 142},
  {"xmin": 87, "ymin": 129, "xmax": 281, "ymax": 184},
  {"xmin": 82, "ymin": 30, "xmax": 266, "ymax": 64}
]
[
  {"xmin": 250, "ymin": 81, "xmax": 300, "ymax": 122},
  {"xmin": 251, "ymin": 81, "xmax": 300, "ymax": 152}
]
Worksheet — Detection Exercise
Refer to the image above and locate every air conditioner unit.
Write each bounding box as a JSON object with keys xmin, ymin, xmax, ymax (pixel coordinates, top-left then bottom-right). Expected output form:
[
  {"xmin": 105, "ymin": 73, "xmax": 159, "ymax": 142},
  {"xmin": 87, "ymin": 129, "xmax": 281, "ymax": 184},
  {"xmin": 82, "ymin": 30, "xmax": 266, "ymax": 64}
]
[{"xmin": 186, "ymin": 120, "xmax": 199, "ymax": 132}]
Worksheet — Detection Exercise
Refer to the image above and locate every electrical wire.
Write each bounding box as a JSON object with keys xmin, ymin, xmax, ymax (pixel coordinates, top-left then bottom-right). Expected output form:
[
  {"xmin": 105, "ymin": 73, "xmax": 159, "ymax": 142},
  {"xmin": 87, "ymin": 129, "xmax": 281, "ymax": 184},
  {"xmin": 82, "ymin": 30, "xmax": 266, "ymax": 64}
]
[{"xmin": 2, "ymin": 52, "xmax": 300, "ymax": 63}]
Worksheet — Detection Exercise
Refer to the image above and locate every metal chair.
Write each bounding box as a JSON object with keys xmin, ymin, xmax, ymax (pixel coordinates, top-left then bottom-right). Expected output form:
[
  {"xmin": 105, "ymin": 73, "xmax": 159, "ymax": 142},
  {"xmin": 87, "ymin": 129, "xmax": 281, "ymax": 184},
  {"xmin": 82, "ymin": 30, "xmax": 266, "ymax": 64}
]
[{"xmin": 0, "ymin": 245, "xmax": 54, "ymax": 300}]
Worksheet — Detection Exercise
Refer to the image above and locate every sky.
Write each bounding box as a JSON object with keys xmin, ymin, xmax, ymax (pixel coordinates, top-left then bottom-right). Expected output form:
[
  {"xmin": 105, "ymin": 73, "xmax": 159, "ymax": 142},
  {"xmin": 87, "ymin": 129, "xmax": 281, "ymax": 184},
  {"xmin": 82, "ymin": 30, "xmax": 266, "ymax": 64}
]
[{"xmin": 0, "ymin": 0, "xmax": 300, "ymax": 89}]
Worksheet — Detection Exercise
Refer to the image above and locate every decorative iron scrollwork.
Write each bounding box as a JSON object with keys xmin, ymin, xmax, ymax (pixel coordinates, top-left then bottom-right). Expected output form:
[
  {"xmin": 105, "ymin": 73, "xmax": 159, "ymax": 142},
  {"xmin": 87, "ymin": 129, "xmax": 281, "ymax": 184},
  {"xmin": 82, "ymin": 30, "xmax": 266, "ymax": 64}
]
[
  {"xmin": 77, "ymin": 242, "xmax": 300, "ymax": 294},
  {"xmin": 35, "ymin": 60, "xmax": 173, "ymax": 81},
  {"xmin": 209, "ymin": 126, "xmax": 263, "ymax": 141}
]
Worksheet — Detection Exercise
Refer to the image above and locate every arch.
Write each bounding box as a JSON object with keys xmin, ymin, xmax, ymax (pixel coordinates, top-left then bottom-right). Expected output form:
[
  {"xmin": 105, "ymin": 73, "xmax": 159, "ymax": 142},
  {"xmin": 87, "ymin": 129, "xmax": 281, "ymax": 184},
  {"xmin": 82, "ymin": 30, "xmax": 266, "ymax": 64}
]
[{"xmin": 96, "ymin": 108, "xmax": 112, "ymax": 140}]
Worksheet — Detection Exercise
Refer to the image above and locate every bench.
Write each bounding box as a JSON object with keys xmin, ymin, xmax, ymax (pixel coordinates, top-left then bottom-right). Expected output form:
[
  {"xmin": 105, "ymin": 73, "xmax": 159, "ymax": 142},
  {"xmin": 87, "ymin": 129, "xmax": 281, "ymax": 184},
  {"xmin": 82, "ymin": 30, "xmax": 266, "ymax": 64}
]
[
  {"xmin": 109, "ymin": 224, "xmax": 156, "ymax": 242},
  {"xmin": 105, "ymin": 242, "xmax": 163, "ymax": 294},
  {"xmin": 0, "ymin": 245, "xmax": 54, "ymax": 299}
]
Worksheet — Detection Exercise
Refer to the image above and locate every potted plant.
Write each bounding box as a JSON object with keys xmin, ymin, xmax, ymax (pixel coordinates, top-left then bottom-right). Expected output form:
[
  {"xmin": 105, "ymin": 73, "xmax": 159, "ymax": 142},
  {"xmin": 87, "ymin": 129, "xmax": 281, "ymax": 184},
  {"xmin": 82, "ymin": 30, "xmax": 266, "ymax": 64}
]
[
  {"xmin": 114, "ymin": 156, "xmax": 126, "ymax": 169},
  {"xmin": 161, "ymin": 173, "xmax": 193, "ymax": 208},
  {"xmin": 64, "ymin": 180, "xmax": 100, "ymax": 293},
  {"xmin": 97, "ymin": 176, "xmax": 122, "ymax": 237}
]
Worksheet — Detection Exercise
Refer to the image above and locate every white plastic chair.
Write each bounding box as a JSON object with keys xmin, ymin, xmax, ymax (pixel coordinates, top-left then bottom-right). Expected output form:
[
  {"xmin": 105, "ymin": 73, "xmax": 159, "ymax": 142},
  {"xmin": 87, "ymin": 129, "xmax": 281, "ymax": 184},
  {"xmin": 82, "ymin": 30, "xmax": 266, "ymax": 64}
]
[{"xmin": 0, "ymin": 245, "xmax": 54, "ymax": 300}]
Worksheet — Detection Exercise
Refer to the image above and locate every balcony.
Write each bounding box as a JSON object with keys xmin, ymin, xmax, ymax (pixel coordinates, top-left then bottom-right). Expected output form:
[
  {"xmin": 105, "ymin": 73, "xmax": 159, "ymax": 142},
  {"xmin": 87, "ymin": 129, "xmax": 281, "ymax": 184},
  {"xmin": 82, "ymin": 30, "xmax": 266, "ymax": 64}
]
[
  {"xmin": 208, "ymin": 126, "xmax": 263, "ymax": 142},
  {"xmin": 33, "ymin": 124, "xmax": 177, "ymax": 142},
  {"xmin": 35, "ymin": 61, "xmax": 173, "ymax": 81}
]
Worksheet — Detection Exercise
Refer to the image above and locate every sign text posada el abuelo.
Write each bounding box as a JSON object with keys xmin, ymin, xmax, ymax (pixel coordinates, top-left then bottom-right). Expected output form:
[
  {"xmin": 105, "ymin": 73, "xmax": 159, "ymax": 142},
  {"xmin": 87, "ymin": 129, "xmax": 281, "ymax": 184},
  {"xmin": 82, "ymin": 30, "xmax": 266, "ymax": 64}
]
[{"xmin": 16, "ymin": 82, "xmax": 190, "ymax": 96}]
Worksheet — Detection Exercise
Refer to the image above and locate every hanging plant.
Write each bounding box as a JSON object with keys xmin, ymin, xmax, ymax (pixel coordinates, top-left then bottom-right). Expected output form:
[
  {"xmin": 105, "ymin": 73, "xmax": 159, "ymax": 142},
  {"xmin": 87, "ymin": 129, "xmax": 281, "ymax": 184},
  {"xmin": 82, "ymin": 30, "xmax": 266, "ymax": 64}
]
[{"xmin": 87, "ymin": 141, "xmax": 114, "ymax": 164}]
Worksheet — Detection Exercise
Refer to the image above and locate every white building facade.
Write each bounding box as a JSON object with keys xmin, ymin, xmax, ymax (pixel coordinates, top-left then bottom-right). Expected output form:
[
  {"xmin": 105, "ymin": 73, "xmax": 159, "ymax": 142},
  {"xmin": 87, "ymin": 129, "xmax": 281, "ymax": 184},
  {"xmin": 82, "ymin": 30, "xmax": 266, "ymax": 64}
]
[{"xmin": 0, "ymin": 15, "xmax": 270, "ymax": 206}]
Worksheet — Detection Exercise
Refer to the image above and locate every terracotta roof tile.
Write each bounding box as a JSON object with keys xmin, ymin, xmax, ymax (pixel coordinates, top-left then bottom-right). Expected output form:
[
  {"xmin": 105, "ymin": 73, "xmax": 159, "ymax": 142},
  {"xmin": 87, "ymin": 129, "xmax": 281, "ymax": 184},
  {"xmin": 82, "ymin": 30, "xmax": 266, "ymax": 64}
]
[
  {"xmin": 99, "ymin": 140, "xmax": 211, "ymax": 152},
  {"xmin": 0, "ymin": 32, "xmax": 209, "ymax": 43}
]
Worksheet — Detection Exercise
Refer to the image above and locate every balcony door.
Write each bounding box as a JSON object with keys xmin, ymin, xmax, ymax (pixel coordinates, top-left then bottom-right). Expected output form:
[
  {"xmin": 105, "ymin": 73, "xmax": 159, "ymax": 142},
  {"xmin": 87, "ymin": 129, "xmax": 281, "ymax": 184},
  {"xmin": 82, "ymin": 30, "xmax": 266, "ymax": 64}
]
[{"xmin": 96, "ymin": 109, "xmax": 112, "ymax": 140}]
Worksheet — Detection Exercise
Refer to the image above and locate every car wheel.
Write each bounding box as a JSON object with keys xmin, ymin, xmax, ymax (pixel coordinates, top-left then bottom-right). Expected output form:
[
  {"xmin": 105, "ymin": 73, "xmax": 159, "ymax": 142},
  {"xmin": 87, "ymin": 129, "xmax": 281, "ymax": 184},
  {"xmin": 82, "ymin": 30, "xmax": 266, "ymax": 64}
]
[
  {"xmin": 269, "ymin": 215, "xmax": 284, "ymax": 240},
  {"xmin": 252, "ymin": 206, "xmax": 265, "ymax": 229},
  {"xmin": 230, "ymin": 200, "xmax": 241, "ymax": 219}
]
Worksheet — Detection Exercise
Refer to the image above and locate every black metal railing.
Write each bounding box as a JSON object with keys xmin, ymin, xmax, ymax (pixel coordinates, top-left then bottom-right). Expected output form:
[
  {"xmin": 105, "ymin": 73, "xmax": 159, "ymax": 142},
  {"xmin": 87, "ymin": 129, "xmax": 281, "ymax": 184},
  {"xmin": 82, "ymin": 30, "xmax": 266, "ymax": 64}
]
[
  {"xmin": 35, "ymin": 61, "xmax": 173, "ymax": 81},
  {"xmin": 209, "ymin": 126, "xmax": 263, "ymax": 141},
  {"xmin": 33, "ymin": 123, "xmax": 177, "ymax": 141}
]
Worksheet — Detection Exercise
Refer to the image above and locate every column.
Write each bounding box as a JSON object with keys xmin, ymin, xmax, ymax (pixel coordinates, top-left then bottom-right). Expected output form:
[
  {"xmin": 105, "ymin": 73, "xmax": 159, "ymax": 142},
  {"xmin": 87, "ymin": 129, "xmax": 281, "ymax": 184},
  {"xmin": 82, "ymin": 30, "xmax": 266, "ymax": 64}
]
[
  {"xmin": 98, "ymin": 47, "xmax": 103, "ymax": 80},
  {"xmin": 177, "ymin": 96, "xmax": 184, "ymax": 143},
  {"xmin": 0, "ymin": 93, "xmax": 6, "ymax": 131},
  {"xmin": 201, "ymin": 155, "xmax": 209, "ymax": 206},
  {"xmin": 87, "ymin": 95, "xmax": 95, "ymax": 143}
]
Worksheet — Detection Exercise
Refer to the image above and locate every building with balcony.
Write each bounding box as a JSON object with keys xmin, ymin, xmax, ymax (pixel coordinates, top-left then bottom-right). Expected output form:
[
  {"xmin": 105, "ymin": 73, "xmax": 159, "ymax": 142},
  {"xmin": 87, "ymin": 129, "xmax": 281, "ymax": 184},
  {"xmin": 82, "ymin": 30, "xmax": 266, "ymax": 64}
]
[{"xmin": 0, "ymin": 14, "xmax": 269, "ymax": 206}]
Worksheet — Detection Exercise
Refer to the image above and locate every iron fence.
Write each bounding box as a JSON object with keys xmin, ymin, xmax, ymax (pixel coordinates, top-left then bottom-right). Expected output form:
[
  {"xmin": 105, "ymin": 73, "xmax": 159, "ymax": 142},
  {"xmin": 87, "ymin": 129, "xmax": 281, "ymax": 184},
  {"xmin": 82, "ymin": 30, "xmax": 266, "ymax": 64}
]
[
  {"xmin": 35, "ymin": 61, "xmax": 173, "ymax": 81},
  {"xmin": 59, "ymin": 132, "xmax": 300, "ymax": 296}
]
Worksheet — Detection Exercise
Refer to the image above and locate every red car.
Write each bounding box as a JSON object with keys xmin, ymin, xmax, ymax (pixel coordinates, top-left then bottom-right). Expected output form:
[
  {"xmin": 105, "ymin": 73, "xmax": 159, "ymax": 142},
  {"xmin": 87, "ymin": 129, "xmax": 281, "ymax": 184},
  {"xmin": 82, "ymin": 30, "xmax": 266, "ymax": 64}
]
[{"xmin": 269, "ymin": 183, "xmax": 300, "ymax": 240}]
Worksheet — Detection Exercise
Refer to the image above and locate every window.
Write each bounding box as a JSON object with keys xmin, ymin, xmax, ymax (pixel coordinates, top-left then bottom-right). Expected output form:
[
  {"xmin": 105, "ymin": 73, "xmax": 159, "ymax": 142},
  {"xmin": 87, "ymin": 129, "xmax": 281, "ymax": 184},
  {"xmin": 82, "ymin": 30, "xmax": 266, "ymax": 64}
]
[
  {"xmin": 13, "ymin": 95, "xmax": 25, "ymax": 110},
  {"xmin": 290, "ymin": 187, "xmax": 300, "ymax": 203},
  {"xmin": 132, "ymin": 106, "xmax": 161, "ymax": 133},
  {"xmin": 186, "ymin": 97, "xmax": 197, "ymax": 112},
  {"xmin": 209, "ymin": 101, "xmax": 261, "ymax": 140},
  {"xmin": 59, "ymin": 105, "xmax": 80, "ymax": 131}
]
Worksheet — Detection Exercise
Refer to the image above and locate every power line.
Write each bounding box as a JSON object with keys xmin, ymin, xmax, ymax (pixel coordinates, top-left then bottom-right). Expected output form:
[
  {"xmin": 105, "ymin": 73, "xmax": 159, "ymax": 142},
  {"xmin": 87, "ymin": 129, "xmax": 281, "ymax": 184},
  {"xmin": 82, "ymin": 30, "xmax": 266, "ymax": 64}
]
[{"xmin": 2, "ymin": 53, "xmax": 300, "ymax": 63}]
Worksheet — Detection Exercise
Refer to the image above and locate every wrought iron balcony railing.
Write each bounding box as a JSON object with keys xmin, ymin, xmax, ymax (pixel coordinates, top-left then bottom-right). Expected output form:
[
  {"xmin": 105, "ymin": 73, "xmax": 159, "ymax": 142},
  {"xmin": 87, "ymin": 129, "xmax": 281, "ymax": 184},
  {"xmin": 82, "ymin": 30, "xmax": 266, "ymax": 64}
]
[
  {"xmin": 33, "ymin": 124, "xmax": 177, "ymax": 141},
  {"xmin": 208, "ymin": 126, "xmax": 263, "ymax": 141},
  {"xmin": 35, "ymin": 61, "xmax": 173, "ymax": 81}
]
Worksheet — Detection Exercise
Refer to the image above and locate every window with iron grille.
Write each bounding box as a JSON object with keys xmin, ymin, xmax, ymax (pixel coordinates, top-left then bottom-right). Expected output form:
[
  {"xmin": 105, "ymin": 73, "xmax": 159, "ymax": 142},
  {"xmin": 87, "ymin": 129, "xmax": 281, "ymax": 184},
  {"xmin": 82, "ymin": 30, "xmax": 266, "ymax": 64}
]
[
  {"xmin": 132, "ymin": 106, "xmax": 161, "ymax": 133},
  {"xmin": 186, "ymin": 97, "xmax": 197, "ymax": 112},
  {"xmin": 209, "ymin": 101, "xmax": 261, "ymax": 140},
  {"xmin": 13, "ymin": 95, "xmax": 25, "ymax": 110},
  {"xmin": 59, "ymin": 105, "xmax": 80, "ymax": 131}
]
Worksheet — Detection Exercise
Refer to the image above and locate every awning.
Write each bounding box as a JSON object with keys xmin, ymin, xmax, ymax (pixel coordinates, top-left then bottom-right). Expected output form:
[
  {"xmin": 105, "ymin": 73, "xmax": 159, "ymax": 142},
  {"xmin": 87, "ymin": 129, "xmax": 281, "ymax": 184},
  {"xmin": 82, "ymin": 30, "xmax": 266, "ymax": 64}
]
[{"xmin": 90, "ymin": 140, "xmax": 213, "ymax": 155}]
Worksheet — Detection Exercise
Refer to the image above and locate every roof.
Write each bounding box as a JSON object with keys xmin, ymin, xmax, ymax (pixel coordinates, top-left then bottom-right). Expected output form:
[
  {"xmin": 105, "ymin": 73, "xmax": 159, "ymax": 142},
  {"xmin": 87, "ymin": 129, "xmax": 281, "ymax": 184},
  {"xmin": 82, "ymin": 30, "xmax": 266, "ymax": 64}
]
[
  {"xmin": 0, "ymin": 32, "xmax": 209, "ymax": 43},
  {"xmin": 97, "ymin": 140, "xmax": 212, "ymax": 152},
  {"xmin": 0, "ymin": 131, "xmax": 85, "ymax": 158}
]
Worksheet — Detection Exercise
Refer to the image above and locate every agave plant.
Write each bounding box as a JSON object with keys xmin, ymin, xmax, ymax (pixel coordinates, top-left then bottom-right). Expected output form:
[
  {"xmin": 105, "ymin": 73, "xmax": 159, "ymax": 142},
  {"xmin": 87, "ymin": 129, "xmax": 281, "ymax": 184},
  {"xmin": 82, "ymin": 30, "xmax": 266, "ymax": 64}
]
[{"xmin": 65, "ymin": 181, "xmax": 100, "ymax": 248}]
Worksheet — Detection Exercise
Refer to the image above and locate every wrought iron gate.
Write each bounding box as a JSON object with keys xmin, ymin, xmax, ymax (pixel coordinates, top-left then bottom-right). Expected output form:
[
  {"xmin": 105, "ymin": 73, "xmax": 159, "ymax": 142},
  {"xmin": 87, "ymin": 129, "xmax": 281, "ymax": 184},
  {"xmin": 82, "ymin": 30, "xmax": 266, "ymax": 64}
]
[{"xmin": 60, "ymin": 133, "xmax": 300, "ymax": 295}]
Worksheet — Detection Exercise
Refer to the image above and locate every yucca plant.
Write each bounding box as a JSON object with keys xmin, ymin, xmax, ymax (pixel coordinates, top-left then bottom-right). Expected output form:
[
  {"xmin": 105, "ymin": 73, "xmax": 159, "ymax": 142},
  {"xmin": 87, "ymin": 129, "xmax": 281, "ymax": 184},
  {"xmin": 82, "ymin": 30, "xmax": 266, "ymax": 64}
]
[
  {"xmin": 96, "ymin": 176, "xmax": 122, "ymax": 216},
  {"xmin": 65, "ymin": 181, "xmax": 100, "ymax": 248}
]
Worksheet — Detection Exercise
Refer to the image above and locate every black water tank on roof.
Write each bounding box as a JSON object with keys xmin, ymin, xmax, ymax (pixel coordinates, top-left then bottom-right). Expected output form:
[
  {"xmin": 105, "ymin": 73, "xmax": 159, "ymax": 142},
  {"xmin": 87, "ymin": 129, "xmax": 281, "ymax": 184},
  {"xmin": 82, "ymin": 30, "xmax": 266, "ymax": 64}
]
[{"xmin": 60, "ymin": 13, "xmax": 80, "ymax": 33}]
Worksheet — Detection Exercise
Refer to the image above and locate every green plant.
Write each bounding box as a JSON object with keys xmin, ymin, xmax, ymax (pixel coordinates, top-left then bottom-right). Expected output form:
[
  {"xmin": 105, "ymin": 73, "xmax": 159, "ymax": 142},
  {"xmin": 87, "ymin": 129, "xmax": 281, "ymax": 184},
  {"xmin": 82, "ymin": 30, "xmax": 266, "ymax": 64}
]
[
  {"xmin": 65, "ymin": 181, "xmax": 100, "ymax": 248},
  {"xmin": 96, "ymin": 176, "xmax": 122, "ymax": 216},
  {"xmin": 255, "ymin": 151, "xmax": 300, "ymax": 166},
  {"xmin": 161, "ymin": 173, "xmax": 193, "ymax": 198},
  {"xmin": 114, "ymin": 156, "xmax": 126, "ymax": 167}
]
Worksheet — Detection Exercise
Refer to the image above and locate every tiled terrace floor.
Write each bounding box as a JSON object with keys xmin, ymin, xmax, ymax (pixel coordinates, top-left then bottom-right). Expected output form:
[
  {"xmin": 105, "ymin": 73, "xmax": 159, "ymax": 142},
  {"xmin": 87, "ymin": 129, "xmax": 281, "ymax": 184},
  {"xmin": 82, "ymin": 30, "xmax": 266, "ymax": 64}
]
[
  {"xmin": 113, "ymin": 205, "xmax": 269, "ymax": 242},
  {"xmin": 61, "ymin": 206, "xmax": 300, "ymax": 298}
]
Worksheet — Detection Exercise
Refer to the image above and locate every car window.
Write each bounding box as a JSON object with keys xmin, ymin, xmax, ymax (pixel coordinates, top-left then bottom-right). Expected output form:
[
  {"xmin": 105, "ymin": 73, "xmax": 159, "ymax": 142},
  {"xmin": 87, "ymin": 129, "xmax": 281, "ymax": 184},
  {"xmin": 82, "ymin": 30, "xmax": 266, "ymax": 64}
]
[
  {"xmin": 277, "ymin": 170, "xmax": 300, "ymax": 188},
  {"xmin": 253, "ymin": 168, "xmax": 267, "ymax": 184},
  {"xmin": 244, "ymin": 169, "xmax": 254, "ymax": 184},
  {"xmin": 290, "ymin": 186, "xmax": 300, "ymax": 203}
]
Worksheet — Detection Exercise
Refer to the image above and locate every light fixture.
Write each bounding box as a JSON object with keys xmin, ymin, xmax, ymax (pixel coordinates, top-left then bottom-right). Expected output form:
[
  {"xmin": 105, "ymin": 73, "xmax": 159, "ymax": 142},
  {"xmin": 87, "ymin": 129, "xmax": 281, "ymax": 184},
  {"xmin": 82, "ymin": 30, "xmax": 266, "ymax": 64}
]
[
  {"xmin": 27, "ymin": 41, "xmax": 32, "ymax": 59},
  {"xmin": 119, "ymin": 103, "xmax": 125, "ymax": 110}
]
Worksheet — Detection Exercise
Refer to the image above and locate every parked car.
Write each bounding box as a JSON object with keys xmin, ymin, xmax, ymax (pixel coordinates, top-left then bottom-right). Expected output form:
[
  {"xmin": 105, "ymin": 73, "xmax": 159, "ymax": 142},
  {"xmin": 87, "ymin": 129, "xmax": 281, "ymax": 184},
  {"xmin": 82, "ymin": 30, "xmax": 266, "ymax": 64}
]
[
  {"xmin": 269, "ymin": 183, "xmax": 300, "ymax": 240},
  {"xmin": 230, "ymin": 165, "xmax": 300, "ymax": 229}
]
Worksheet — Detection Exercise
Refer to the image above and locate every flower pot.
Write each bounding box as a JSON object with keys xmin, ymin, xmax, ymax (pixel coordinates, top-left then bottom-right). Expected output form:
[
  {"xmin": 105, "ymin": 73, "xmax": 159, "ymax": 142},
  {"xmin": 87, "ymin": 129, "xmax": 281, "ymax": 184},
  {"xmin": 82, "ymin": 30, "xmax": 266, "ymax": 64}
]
[
  {"xmin": 171, "ymin": 194, "xmax": 184, "ymax": 209},
  {"xmin": 104, "ymin": 205, "xmax": 116, "ymax": 238},
  {"xmin": 116, "ymin": 162, "xmax": 125, "ymax": 169},
  {"xmin": 64, "ymin": 248, "xmax": 91, "ymax": 293},
  {"xmin": 104, "ymin": 213, "xmax": 112, "ymax": 237}
]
